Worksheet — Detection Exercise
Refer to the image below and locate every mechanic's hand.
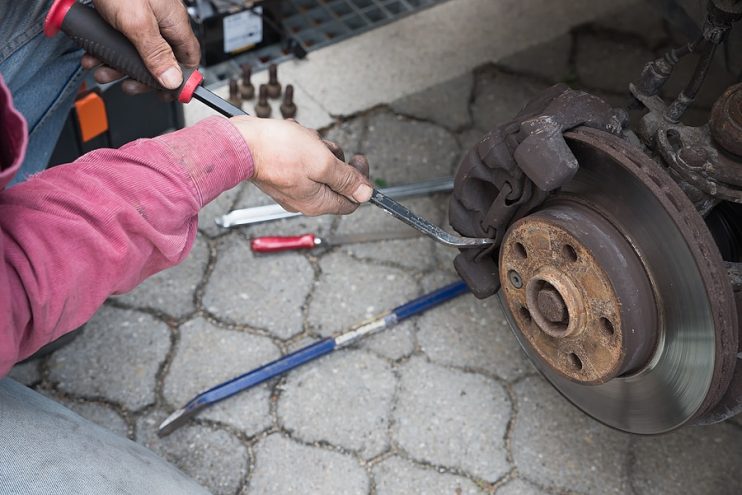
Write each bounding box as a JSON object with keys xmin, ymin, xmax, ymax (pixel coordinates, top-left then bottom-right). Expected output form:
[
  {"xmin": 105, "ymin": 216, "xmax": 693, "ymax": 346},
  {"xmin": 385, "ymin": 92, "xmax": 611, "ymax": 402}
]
[
  {"xmin": 80, "ymin": 0, "xmax": 200, "ymax": 95},
  {"xmin": 230, "ymin": 116, "xmax": 373, "ymax": 216}
]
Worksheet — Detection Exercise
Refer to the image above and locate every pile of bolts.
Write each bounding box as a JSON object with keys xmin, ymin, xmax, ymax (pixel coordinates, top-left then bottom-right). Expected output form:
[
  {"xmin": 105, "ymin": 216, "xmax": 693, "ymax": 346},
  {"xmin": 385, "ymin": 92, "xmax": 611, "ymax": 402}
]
[{"xmin": 228, "ymin": 63, "xmax": 296, "ymax": 119}]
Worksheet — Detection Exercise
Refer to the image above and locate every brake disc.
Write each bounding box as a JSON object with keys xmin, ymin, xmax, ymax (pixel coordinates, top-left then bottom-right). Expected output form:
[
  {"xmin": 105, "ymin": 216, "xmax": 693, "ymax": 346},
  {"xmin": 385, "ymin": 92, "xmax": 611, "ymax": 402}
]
[{"xmin": 497, "ymin": 127, "xmax": 738, "ymax": 434}]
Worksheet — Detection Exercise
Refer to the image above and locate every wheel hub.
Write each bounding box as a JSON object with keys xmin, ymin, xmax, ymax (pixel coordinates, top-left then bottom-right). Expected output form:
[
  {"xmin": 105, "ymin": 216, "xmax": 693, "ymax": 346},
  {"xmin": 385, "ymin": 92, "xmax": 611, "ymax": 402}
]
[{"xmin": 500, "ymin": 202, "xmax": 658, "ymax": 384}]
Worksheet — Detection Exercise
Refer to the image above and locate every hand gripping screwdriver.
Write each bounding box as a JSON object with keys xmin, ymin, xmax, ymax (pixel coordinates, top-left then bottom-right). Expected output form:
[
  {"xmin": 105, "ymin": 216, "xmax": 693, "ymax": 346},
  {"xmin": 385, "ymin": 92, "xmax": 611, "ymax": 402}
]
[{"xmin": 44, "ymin": 0, "xmax": 246, "ymax": 118}]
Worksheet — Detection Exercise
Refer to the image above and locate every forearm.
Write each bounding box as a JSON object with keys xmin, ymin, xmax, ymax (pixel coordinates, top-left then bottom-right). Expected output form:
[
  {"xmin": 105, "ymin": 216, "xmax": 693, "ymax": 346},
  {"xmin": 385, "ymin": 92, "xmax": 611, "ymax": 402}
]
[{"xmin": 0, "ymin": 116, "xmax": 252, "ymax": 373}]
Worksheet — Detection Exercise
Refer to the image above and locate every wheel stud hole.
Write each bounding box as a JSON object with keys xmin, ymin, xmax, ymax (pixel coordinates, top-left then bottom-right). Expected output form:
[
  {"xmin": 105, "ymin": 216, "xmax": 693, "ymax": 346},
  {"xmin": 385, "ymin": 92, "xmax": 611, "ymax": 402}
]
[
  {"xmin": 508, "ymin": 270, "xmax": 523, "ymax": 289},
  {"xmin": 562, "ymin": 244, "xmax": 578, "ymax": 262},
  {"xmin": 599, "ymin": 317, "xmax": 615, "ymax": 336},
  {"xmin": 569, "ymin": 353, "xmax": 583, "ymax": 370},
  {"xmin": 519, "ymin": 306, "xmax": 532, "ymax": 323},
  {"xmin": 514, "ymin": 242, "xmax": 527, "ymax": 259}
]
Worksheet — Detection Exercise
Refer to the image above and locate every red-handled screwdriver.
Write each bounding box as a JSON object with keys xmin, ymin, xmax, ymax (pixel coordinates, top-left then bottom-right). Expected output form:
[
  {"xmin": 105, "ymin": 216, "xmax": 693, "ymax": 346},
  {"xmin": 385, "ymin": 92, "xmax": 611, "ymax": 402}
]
[
  {"xmin": 44, "ymin": 0, "xmax": 246, "ymax": 118},
  {"xmin": 250, "ymin": 230, "xmax": 422, "ymax": 253}
]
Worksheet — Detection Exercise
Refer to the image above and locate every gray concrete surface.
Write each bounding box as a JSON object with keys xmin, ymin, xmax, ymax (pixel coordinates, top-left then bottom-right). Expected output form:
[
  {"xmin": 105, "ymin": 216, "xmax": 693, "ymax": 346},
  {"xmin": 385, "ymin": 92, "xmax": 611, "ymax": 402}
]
[{"xmin": 13, "ymin": 2, "xmax": 742, "ymax": 494}]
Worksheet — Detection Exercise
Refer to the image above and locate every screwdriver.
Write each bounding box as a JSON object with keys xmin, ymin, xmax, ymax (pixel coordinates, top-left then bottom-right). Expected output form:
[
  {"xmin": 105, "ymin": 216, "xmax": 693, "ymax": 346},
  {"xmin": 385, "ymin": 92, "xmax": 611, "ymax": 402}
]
[{"xmin": 44, "ymin": 0, "xmax": 245, "ymax": 118}]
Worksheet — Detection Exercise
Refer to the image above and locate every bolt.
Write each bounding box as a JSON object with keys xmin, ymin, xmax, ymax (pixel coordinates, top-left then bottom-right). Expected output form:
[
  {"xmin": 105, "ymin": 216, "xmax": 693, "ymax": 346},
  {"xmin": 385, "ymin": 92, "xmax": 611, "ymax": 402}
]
[
  {"xmin": 508, "ymin": 270, "xmax": 523, "ymax": 289},
  {"xmin": 228, "ymin": 77, "xmax": 242, "ymax": 107},
  {"xmin": 536, "ymin": 285, "xmax": 568, "ymax": 324},
  {"xmin": 266, "ymin": 63, "xmax": 282, "ymax": 99},
  {"xmin": 240, "ymin": 64, "xmax": 255, "ymax": 100},
  {"xmin": 280, "ymin": 84, "xmax": 297, "ymax": 119},
  {"xmin": 255, "ymin": 84, "xmax": 272, "ymax": 118}
]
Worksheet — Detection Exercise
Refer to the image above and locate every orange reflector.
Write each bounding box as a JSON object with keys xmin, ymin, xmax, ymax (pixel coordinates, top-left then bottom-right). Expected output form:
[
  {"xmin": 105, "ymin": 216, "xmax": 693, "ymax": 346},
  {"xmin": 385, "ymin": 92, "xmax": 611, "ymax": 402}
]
[{"xmin": 74, "ymin": 92, "xmax": 108, "ymax": 142}]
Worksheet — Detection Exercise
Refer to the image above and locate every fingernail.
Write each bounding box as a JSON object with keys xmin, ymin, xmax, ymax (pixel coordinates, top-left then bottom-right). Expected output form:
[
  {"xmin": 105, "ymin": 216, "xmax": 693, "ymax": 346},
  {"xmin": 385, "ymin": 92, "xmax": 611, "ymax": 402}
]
[
  {"xmin": 352, "ymin": 183, "xmax": 373, "ymax": 203},
  {"xmin": 159, "ymin": 67, "xmax": 182, "ymax": 89}
]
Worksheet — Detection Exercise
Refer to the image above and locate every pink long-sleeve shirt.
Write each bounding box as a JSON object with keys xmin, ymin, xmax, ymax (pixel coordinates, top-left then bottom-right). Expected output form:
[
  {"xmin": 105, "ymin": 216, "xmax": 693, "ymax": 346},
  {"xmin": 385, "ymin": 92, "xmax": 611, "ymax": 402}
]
[{"xmin": 0, "ymin": 75, "xmax": 253, "ymax": 376}]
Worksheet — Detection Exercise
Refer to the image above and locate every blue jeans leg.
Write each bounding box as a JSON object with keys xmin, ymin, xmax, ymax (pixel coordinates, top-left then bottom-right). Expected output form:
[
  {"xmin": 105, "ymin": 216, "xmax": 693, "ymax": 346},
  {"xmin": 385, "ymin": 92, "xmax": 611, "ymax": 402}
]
[
  {"xmin": 0, "ymin": 0, "xmax": 85, "ymax": 186},
  {"xmin": 0, "ymin": 379, "xmax": 210, "ymax": 495}
]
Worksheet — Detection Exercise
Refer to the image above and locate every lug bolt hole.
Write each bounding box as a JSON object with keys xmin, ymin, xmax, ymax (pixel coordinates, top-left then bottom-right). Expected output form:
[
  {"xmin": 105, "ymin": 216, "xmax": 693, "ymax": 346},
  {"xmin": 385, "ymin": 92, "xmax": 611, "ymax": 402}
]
[
  {"xmin": 514, "ymin": 242, "xmax": 527, "ymax": 259},
  {"xmin": 600, "ymin": 317, "xmax": 615, "ymax": 336},
  {"xmin": 508, "ymin": 270, "xmax": 523, "ymax": 289},
  {"xmin": 569, "ymin": 353, "xmax": 583, "ymax": 371},
  {"xmin": 562, "ymin": 244, "xmax": 578, "ymax": 262},
  {"xmin": 519, "ymin": 306, "xmax": 532, "ymax": 323}
]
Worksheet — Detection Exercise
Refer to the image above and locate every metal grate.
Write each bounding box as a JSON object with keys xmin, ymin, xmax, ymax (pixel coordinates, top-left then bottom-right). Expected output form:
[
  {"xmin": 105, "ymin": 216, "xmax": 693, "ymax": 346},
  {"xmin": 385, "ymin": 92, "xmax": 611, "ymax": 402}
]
[{"xmin": 202, "ymin": 0, "xmax": 446, "ymax": 87}]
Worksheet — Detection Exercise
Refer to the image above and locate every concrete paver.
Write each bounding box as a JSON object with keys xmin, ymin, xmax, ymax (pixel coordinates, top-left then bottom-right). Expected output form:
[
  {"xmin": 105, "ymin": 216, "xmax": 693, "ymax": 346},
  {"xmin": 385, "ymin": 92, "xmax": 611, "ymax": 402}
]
[
  {"xmin": 390, "ymin": 72, "xmax": 474, "ymax": 131},
  {"xmin": 199, "ymin": 183, "xmax": 245, "ymax": 238},
  {"xmin": 498, "ymin": 34, "xmax": 573, "ymax": 83},
  {"xmin": 203, "ymin": 234, "xmax": 314, "ymax": 338},
  {"xmin": 362, "ymin": 110, "xmax": 460, "ymax": 184},
  {"xmin": 137, "ymin": 411, "xmax": 249, "ymax": 495},
  {"xmin": 471, "ymin": 69, "xmax": 550, "ymax": 132},
  {"xmin": 278, "ymin": 349, "xmax": 396, "ymax": 459},
  {"xmin": 372, "ymin": 455, "xmax": 484, "ymax": 495},
  {"xmin": 308, "ymin": 251, "xmax": 418, "ymax": 337},
  {"xmin": 248, "ymin": 434, "xmax": 368, "ymax": 495},
  {"xmin": 393, "ymin": 357, "xmax": 511, "ymax": 482},
  {"xmin": 114, "ymin": 235, "xmax": 209, "ymax": 319},
  {"xmin": 47, "ymin": 306, "xmax": 170, "ymax": 410},
  {"xmin": 8, "ymin": 360, "xmax": 40, "ymax": 386},
  {"xmin": 631, "ymin": 422, "xmax": 742, "ymax": 495},
  {"xmin": 496, "ymin": 478, "xmax": 549, "ymax": 495},
  {"xmin": 511, "ymin": 376, "xmax": 632, "ymax": 494},
  {"xmin": 163, "ymin": 317, "xmax": 278, "ymax": 435},
  {"xmin": 574, "ymin": 33, "xmax": 654, "ymax": 94},
  {"xmin": 52, "ymin": 397, "xmax": 129, "ymax": 438},
  {"xmin": 417, "ymin": 294, "xmax": 534, "ymax": 381}
]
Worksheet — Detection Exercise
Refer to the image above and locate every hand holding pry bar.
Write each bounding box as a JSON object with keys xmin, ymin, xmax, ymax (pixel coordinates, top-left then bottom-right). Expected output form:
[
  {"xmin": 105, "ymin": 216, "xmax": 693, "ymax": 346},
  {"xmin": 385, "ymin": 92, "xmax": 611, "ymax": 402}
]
[{"xmin": 45, "ymin": 0, "xmax": 245, "ymax": 118}]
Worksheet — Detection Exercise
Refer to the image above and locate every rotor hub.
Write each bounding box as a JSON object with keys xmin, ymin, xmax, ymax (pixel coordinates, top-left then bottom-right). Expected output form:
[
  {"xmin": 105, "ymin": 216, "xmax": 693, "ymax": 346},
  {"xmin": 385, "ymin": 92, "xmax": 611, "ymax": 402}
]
[{"xmin": 500, "ymin": 202, "xmax": 658, "ymax": 384}]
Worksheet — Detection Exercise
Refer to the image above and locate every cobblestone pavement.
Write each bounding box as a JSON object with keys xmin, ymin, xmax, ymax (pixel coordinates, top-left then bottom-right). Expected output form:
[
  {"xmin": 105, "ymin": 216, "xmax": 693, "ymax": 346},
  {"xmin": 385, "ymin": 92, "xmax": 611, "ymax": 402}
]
[{"xmin": 10, "ymin": 4, "xmax": 742, "ymax": 495}]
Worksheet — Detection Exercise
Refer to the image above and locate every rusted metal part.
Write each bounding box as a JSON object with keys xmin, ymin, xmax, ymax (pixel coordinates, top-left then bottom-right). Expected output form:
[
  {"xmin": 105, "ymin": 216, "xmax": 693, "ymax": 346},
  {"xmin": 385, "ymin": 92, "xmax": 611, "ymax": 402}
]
[
  {"xmin": 500, "ymin": 203, "xmax": 657, "ymax": 384},
  {"xmin": 566, "ymin": 128, "xmax": 737, "ymax": 428},
  {"xmin": 240, "ymin": 63, "xmax": 255, "ymax": 100},
  {"xmin": 633, "ymin": 84, "xmax": 742, "ymax": 205},
  {"xmin": 449, "ymin": 84, "xmax": 626, "ymax": 299},
  {"xmin": 710, "ymin": 83, "xmax": 742, "ymax": 157},
  {"xmin": 255, "ymin": 84, "xmax": 271, "ymax": 118},
  {"xmin": 266, "ymin": 63, "xmax": 282, "ymax": 99},
  {"xmin": 228, "ymin": 77, "xmax": 242, "ymax": 107},
  {"xmin": 280, "ymin": 84, "xmax": 297, "ymax": 119}
]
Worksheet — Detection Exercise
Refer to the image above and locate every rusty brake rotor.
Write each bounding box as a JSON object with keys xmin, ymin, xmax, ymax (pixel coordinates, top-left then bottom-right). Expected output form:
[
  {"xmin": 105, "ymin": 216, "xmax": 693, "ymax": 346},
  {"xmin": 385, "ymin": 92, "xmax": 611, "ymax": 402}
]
[{"xmin": 497, "ymin": 127, "xmax": 737, "ymax": 434}]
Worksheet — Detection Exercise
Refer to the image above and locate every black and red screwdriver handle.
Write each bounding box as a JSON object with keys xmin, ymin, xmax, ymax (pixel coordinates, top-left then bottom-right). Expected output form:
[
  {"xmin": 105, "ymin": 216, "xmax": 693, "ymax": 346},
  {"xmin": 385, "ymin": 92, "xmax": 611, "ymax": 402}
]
[{"xmin": 44, "ymin": 0, "xmax": 203, "ymax": 104}]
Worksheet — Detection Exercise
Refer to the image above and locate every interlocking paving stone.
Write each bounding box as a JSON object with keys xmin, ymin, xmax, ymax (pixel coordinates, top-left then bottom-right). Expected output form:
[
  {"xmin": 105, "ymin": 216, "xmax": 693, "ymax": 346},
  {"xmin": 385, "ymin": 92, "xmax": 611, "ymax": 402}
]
[
  {"xmin": 163, "ymin": 317, "xmax": 278, "ymax": 435},
  {"xmin": 390, "ymin": 72, "xmax": 474, "ymax": 131},
  {"xmin": 498, "ymin": 34, "xmax": 573, "ymax": 82},
  {"xmin": 248, "ymin": 434, "xmax": 368, "ymax": 494},
  {"xmin": 278, "ymin": 349, "xmax": 395, "ymax": 459},
  {"xmin": 358, "ymin": 319, "xmax": 416, "ymax": 361},
  {"xmin": 372, "ymin": 455, "xmax": 484, "ymax": 495},
  {"xmin": 393, "ymin": 357, "xmax": 511, "ymax": 482},
  {"xmin": 7, "ymin": 360, "xmax": 40, "ymax": 386},
  {"xmin": 417, "ymin": 293, "xmax": 534, "ymax": 381},
  {"xmin": 496, "ymin": 478, "xmax": 549, "ymax": 495},
  {"xmin": 511, "ymin": 376, "xmax": 631, "ymax": 494},
  {"xmin": 361, "ymin": 110, "xmax": 460, "ymax": 184},
  {"xmin": 48, "ymin": 306, "xmax": 170, "ymax": 410},
  {"xmin": 199, "ymin": 182, "xmax": 245, "ymax": 238},
  {"xmin": 341, "ymin": 237, "xmax": 436, "ymax": 272},
  {"xmin": 114, "ymin": 235, "xmax": 208, "ymax": 319},
  {"xmin": 631, "ymin": 422, "xmax": 742, "ymax": 495},
  {"xmin": 203, "ymin": 234, "xmax": 314, "ymax": 339},
  {"xmin": 53, "ymin": 397, "xmax": 129, "ymax": 438},
  {"xmin": 575, "ymin": 33, "xmax": 653, "ymax": 94},
  {"xmin": 471, "ymin": 69, "xmax": 551, "ymax": 132},
  {"xmin": 322, "ymin": 116, "xmax": 367, "ymax": 158},
  {"xmin": 137, "ymin": 411, "xmax": 248, "ymax": 495},
  {"xmin": 308, "ymin": 252, "xmax": 418, "ymax": 337},
  {"xmin": 592, "ymin": 1, "xmax": 667, "ymax": 48}
]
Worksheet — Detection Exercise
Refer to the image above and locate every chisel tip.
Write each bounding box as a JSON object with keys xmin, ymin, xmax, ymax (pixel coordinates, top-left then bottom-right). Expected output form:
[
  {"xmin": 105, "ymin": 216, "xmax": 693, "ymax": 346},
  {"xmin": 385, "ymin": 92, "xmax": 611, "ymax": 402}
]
[{"xmin": 157, "ymin": 407, "xmax": 192, "ymax": 437}]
